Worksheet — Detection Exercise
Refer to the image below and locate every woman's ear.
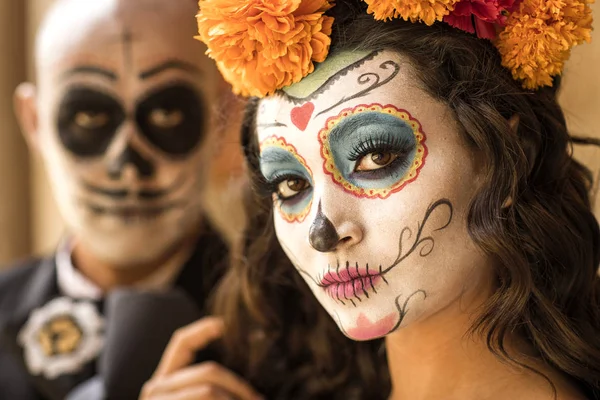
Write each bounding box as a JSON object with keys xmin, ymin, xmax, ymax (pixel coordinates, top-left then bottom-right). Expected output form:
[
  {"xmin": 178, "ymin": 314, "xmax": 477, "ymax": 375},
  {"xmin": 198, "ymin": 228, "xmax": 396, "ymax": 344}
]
[
  {"xmin": 13, "ymin": 82, "xmax": 40, "ymax": 153},
  {"xmin": 508, "ymin": 114, "xmax": 519, "ymax": 134}
]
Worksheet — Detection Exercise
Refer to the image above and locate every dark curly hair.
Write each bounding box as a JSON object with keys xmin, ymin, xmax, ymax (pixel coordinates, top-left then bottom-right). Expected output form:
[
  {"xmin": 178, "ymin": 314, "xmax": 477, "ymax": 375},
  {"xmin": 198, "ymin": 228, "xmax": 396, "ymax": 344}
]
[{"xmin": 211, "ymin": 1, "xmax": 600, "ymax": 399}]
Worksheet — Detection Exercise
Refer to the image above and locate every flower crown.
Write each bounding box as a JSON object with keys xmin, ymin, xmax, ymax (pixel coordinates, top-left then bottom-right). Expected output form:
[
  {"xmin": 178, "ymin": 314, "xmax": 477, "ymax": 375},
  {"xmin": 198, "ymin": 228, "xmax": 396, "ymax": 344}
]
[{"xmin": 195, "ymin": 0, "xmax": 594, "ymax": 97}]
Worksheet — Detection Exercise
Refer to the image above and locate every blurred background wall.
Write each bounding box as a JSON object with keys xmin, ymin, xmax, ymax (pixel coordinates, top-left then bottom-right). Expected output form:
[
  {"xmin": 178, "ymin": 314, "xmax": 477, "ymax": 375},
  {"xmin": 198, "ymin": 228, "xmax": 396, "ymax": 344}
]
[{"xmin": 0, "ymin": 0, "xmax": 599, "ymax": 267}]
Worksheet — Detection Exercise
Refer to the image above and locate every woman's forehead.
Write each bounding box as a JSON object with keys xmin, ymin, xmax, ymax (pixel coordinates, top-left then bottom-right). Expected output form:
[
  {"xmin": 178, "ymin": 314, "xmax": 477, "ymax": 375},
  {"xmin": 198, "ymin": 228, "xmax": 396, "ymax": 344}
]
[{"xmin": 255, "ymin": 51, "xmax": 435, "ymax": 146}]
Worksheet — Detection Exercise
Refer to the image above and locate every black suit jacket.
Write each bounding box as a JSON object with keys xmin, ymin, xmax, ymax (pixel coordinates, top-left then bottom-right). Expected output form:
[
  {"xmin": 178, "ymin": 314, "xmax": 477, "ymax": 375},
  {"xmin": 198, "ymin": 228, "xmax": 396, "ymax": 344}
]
[{"xmin": 0, "ymin": 229, "xmax": 228, "ymax": 400}]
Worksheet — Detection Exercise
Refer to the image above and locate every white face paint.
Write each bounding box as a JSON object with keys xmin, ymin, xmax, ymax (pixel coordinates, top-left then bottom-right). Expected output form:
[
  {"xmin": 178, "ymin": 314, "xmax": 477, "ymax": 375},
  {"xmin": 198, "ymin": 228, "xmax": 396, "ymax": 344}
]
[
  {"xmin": 33, "ymin": 0, "xmax": 223, "ymax": 267},
  {"xmin": 256, "ymin": 51, "xmax": 493, "ymax": 340}
]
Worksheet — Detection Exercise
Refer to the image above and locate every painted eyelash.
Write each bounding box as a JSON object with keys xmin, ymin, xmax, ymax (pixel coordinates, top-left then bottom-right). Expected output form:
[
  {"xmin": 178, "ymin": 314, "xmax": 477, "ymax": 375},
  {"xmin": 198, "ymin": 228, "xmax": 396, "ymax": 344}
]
[{"xmin": 347, "ymin": 132, "xmax": 413, "ymax": 161}]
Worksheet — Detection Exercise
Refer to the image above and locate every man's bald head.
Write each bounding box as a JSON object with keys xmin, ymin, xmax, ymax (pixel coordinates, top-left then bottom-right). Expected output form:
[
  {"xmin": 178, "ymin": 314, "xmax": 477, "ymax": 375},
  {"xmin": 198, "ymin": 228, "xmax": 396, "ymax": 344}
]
[{"xmin": 36, "ymin": 0, "xmax": 203, "ymax": 86}]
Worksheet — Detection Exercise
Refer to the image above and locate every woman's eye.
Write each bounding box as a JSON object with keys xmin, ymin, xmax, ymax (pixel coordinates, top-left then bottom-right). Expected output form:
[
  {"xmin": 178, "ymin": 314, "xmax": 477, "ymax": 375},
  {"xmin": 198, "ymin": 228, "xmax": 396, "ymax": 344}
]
[
  {"xmin": 149, "ymin": 108, "xmax": 184, "ymax": 129},
  {"xmin": 277, "ymin": 178, "xmax": 310, "ymax": 199},
  {"xmin": 74, "ymin": 111, "xmax": 109, "ymax": 130},
  {"xmin": 355, "ymin": 151, "xmax": 399, "ymax": 172}
]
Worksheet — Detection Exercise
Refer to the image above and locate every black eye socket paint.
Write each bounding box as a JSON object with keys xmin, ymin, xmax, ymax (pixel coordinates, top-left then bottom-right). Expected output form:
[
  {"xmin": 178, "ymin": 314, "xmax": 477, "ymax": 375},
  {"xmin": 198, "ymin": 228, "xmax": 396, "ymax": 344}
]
[
  {"xmin": 135, "ymin": 84, "xmax": 206, "ymax": 156},
  {"xmin": 57, "ymin": 87, "xmax": 125, "ymax": 157}
]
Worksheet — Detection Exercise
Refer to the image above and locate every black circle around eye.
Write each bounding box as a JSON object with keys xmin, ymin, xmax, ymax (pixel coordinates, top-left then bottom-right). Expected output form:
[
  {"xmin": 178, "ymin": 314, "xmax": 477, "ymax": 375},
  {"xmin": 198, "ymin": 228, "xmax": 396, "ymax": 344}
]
[
  {"xmin": 135, "ymin": 84, "xmax": 206, "ymax": 156},
  {"xmin": 57, "ymin": 87, "xmax": 125, "ymax": 157}
]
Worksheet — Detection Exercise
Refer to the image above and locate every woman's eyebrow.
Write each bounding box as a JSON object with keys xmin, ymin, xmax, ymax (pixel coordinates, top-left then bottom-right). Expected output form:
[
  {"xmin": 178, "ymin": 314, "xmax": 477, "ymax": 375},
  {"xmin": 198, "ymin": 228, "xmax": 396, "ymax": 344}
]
[
  {"xmin": 259, "ymin": 148, "xmax": 297, "ymax": 164},
  {"xmin": 257, "ymin": 121, "xmax": 288, "ymax": 129}
]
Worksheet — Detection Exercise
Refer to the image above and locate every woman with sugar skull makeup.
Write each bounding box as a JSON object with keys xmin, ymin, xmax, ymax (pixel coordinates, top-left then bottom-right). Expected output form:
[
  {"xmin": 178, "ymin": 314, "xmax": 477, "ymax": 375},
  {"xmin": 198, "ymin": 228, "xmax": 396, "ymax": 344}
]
[{"xmin": 147, "ymin": 0, "xmax": 600, "ymax": 399}]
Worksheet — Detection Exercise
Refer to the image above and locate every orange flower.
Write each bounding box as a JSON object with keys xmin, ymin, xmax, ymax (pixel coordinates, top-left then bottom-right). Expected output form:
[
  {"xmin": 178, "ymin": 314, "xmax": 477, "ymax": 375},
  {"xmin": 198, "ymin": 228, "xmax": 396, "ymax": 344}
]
[
  {"xmin": 364, "ymin": 0, "xmax": 460, "ymax": 25},
  {"xmin": 496, "ymin": 0, "xmax": 593, "ymax": 89},
  {"xmin": 196, "ymin": 0, "xmax": 334, "ymax": 97}
]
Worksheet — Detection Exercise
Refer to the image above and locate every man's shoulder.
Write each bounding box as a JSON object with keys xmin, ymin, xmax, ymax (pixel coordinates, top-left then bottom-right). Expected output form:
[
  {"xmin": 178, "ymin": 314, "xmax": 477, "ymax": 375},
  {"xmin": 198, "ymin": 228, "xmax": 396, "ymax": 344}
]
[{"xmin": 0, "ymin": 258, "xmax": 46, "ymax": 310}]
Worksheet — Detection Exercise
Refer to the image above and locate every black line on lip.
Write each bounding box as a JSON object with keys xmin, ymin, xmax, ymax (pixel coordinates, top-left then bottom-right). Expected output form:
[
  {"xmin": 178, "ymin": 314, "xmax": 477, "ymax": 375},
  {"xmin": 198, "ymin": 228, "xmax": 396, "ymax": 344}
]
[
  {"xmin": 367, "ymin": 263, "xmax": 377, "ymax": 294},
  {"xmin": 83, "ymin": 201, "xmax": 184, "ymax": 217},
  {"xmin": 138, "ymin": 188, "xmax": 170, "ymax": 200},
  {"xmin": 82, "ymin": 174, "xmax": 189, "ymax": 201},
  {"xmin": 82, "ymin": 182, "xmax": 172, "ymax": 200},
  {"xmin": 345, "ymin": 262, "xmax": 362, "ymax": 303},
  {"xmin": 343, "ymin": 286, "xmax": 352, "ymax": 307},
  {"xmin": 380, "ymin": 264, "xmax": 389, "ymax": 285},
  {"xmin": 83, "ymin": 183, "xmax": 128, "ymax": 199},
  {"xmin": 334, "ymin": 280, "xmax": 344, "ymax": 305},
  {"xmin": 357, "ymin": 262, "xmax": 369, "ymax": 299},
  {"xmin": 322, "ymin": 267, "xmax": 335, "ymax": 285}
]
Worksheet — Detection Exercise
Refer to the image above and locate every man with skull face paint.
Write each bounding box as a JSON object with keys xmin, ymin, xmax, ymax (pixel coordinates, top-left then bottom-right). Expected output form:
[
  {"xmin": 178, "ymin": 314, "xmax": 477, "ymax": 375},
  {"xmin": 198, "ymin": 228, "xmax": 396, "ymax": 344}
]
[{"xmin": 0, "ymin": 0, "xmax": 252, "ymax": 399}]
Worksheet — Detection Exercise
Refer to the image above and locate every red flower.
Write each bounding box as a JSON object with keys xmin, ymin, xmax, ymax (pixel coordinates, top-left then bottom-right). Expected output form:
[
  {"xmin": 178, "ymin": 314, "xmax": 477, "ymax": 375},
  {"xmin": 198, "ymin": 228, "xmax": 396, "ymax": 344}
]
[{"xmin": 444, "ymin": 0, "xmax": 521, "ymax": 39}]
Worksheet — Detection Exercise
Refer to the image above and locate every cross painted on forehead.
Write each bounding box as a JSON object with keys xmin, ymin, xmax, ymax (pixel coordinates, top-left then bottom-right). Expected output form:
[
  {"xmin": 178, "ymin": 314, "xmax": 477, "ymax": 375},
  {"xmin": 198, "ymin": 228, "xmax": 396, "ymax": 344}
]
[{"xmin": 121, "ymin": 28, "xmax": 135, "ymax": 74}]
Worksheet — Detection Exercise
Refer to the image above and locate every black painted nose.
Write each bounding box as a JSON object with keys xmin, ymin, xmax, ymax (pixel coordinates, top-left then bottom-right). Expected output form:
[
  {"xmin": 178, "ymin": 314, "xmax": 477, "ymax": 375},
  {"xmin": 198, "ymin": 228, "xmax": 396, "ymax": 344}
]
[
  {"xmin": 107, "ymin": 145, "xmax": 155, "ymax": 180},
  {"xmin": 309, "ymin": 202, "xmax": 340, "ymax": 253}
]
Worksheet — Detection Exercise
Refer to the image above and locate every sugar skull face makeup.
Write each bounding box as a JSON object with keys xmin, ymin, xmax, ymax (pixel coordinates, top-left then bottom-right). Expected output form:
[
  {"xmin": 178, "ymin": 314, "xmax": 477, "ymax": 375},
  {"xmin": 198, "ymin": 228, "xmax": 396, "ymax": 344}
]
[
  {"xmin": 26, "ymin": 0, "xmax": 224, "ymax": 267},
  {"xmin": 257, "ymin": 51, "xmax": 493, "ymax": 340}
]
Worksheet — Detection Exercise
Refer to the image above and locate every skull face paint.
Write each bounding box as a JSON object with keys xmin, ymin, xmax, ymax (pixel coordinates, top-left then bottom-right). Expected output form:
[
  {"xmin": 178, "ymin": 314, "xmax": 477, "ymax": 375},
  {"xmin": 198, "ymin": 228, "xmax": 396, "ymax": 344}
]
[
  {"xmin": 56, "ymin": 82, "xmax": 207, "ymax": 224},
  {"xmin": 257, "ymin": 51, "xmax": 493, "ymax": 341},
  {"xmin": 32, "ymin": 0, "xmax": 223, "ymax": 267}
]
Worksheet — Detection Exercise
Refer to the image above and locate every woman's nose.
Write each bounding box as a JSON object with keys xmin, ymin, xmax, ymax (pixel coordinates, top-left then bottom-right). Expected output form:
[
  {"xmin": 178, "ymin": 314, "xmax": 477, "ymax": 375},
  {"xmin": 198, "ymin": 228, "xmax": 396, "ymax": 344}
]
[{"xmin": 308, "ymin": 201, "xmax": 363, "ymax": 253}]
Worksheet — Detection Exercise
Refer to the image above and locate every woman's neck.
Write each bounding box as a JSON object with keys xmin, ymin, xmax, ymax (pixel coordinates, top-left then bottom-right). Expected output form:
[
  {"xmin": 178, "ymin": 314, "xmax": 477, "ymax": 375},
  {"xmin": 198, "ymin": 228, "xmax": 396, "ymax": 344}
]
[{"xmin": 385, "ymin": 285, "xmax": 573, "ymax": 400}]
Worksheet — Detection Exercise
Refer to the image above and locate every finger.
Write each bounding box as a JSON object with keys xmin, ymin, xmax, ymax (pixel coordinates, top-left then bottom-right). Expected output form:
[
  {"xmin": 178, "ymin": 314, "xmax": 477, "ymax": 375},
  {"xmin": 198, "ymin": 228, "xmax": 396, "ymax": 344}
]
[
  {"xmin": 146, "ymin": 362, "xmax": 263, "ymax": 400},
  {"xmin": 153, "ymin": 317, "xmax": 225, "ymax": 378},
  {"xmin": 151, "ymin": 385, "xmax": 232, "ymax": 400}
]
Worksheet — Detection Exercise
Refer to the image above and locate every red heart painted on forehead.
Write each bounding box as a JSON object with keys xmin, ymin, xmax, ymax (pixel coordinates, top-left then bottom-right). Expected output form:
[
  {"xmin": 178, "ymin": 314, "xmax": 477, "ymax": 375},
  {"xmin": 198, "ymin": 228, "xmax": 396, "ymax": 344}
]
[{"xmin": 290, "ymin": 102, "xmax": 315, "ymax": 131}]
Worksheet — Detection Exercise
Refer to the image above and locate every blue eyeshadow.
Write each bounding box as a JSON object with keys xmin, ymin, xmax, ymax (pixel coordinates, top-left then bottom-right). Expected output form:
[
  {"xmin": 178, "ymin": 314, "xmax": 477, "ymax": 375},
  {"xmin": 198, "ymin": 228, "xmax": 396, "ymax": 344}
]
[{"xmin": 328, "ymin": 111, "xmax": 417, "ymax": 190}]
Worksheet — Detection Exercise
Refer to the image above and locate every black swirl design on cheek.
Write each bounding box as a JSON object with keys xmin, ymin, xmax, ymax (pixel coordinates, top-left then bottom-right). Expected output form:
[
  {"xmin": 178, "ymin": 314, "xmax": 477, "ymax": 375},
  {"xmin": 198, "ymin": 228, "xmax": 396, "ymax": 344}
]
[
  {"xmin": 381, "ymin": 199, "xmax": 454, "ymax": 275},
  {"xmin": 291, "ymin": 199, "xmax": 452, "ymax": 307}
]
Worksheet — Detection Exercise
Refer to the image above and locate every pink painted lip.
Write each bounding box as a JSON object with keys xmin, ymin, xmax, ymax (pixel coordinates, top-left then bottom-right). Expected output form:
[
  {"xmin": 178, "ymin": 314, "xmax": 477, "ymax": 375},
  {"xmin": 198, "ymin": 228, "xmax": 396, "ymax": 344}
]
[{"xmin": 320, "ymin": 267, "xmax": 383, "ymax": 300}]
